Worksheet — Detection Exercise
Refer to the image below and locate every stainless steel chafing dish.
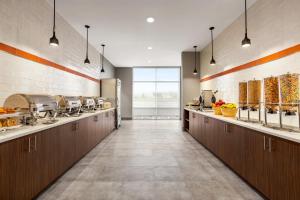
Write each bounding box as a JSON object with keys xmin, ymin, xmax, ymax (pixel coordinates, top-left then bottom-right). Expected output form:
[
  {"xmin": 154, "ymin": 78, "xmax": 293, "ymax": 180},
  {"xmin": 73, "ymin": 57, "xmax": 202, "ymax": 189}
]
[
  {"xmin": 55, "ymin": 95, "xmax": 82, "ymax": 116},
  {"xmin": 80, "ymin": 96, "xmax": 96, "ymax": 112},
  {"xmin": 3, "ymin": 94, "xmax": 58, "ymax": 125},
  {"xmin": 93, "ymin": 97, "xmax": 104, "ymax": 109}
]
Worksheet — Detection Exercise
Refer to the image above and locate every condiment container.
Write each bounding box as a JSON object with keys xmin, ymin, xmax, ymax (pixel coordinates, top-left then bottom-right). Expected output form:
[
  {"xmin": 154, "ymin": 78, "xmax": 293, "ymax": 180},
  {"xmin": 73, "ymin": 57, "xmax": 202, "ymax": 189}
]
[
  {"xmin": 248, "ymin": 79, "xmax": 261, "ymax": 111},
  {"xmin": 279, "ymin": 73, "xmax": 300, "ymax": 114},
  {"xmin": 264, "ymin": 76, "xmax": 279, "ymax": 113},
  {"xmin": 239, "ymin": 82, "xmax": 247, "ymax": 109}
]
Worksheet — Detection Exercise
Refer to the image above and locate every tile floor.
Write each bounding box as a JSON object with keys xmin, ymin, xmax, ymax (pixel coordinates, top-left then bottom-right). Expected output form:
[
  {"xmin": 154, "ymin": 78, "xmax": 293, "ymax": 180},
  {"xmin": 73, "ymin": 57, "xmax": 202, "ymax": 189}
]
[{"xmin": 38, "ymin": 120, "xmax": 263, "ymax": 200}]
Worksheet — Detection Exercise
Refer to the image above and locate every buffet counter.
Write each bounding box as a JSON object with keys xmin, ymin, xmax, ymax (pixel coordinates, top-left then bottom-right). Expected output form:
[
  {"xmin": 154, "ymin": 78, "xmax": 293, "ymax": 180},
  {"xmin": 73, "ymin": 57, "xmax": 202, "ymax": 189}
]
[
  {"xmin": 0, "ymin": 108, "xmax": 115, "ymax": 144},
  {"xmin": 184, "ymin": 107, "xmax": 300, "ymax": 200},
  {"xmin": 0, "ymin": 107, "xmax": 116, "ymax": 200},
  {"xmin": 185, "ymin": 107, "xmax": 300, "ymax": 144}
]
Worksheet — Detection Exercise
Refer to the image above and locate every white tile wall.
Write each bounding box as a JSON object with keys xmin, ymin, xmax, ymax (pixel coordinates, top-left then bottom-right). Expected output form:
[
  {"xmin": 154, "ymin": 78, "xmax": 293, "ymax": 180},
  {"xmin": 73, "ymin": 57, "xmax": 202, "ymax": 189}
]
[
  {"xmin": 0, "ymin": 52, "xmax": 100, "ymax": 105},
  {"xmin": 200, "ymin": 0, "xmax": 300, "ymax": 103},
  {"xmin": 0, "ymin": 0, "xmax": 115, "ymax": 105}
]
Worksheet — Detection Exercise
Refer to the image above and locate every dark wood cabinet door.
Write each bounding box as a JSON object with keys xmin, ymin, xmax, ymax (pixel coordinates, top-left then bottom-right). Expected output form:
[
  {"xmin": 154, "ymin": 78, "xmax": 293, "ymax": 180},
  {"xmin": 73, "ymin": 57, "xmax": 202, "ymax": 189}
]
[
  {"xmin": 189, "ymin": 111, "xmax": 193, "ymax": 135},
  {"xmin": 104, "ymin": 111, "xmax": 109, "ymax": 137},
  {"xmin": 218, "ymin": 123, "xmax": 245, "ymax": 176},
  {"xmin": 210, "ymin": 119, "xmax": 225, "ymax": 157},
  {"xmin": 290, "ymin": 143, "xmax": 300, "ymax": 200},
  {"xmin": 268, "ymin": 137, "xmax": 296, "ymax": 200},
  {"xmin": 204, "ymin": 117, "xmax": 219, "ymax": 154},
  {"xmin": 57, "ymin": 123, "xmax": 76, "ymax": 173},
  {"xmin": 243, "ymin": 129, "xmax": 270, "ymax": 198},
  {"xmin": 194, "ymin": 113, "xmax": 200, "ymax": 141},
  {"xmin": 0, "ymin": 140, "xmax": 13, "ymax": 200},
  {"xmin": 88, "ymin": 115, "xmax": 98, "ymax": 148},
  {"xmin": 13, "ymin": 135, "xmax": 39, "ymax": 200},
  {"xmin": 75, "ymin": 118, "xmax": 89, "ymax": 160},
  {"xmin": 98, "ymin": 113, "xmax": 105, "ymax": 141},
  {"xmin": 36, "ymin": 128, "xmax": 59, "ymax": 194},
  {"xmin": 197, "ymin": 115, "xmax": 206, "ymax": 145},
  {"xmin": 94, "ymin": 114, "xmax": 101, "ymax": 143}
]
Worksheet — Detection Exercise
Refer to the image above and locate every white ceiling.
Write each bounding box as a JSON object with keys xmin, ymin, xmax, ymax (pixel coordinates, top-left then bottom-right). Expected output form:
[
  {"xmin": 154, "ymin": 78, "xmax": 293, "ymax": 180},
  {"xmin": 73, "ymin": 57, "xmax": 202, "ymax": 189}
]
[{"xmin": 54, "ymin": 0, "xmax": 257, "ymax": 67}]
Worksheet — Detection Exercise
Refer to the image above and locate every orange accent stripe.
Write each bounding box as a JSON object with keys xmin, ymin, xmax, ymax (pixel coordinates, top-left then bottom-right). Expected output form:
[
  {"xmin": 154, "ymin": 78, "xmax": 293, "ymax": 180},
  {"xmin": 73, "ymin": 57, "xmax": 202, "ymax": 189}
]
[
  {"xmin": 200, "ymin": 44, "xmax": 300, "ymax": 82},
  {"xmin": 0, "ymin": 43, "xmax": 99, "ymax": 83}
]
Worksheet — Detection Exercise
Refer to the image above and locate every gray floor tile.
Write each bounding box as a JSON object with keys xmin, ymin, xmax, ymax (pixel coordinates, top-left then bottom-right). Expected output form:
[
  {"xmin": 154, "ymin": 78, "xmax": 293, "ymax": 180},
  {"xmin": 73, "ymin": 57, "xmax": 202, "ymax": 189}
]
[{"xmin": 38, "ymin": 120, "xmax": 263, "ymax": 200}]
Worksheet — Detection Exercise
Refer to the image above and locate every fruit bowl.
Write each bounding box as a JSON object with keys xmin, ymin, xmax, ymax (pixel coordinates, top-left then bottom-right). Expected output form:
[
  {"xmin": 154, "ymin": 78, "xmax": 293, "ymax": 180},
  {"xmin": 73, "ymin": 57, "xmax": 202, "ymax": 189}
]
[
  {"xmin": 221, "ymin": 107, "xmax": 238, "ymax": 117},
  {"xmin": 212, "ymin": 100, "xmax": 225, "ymax": 115},
  {"xmin": 213, "ymin": 107, "xmax": 222, "ymax": 115}
]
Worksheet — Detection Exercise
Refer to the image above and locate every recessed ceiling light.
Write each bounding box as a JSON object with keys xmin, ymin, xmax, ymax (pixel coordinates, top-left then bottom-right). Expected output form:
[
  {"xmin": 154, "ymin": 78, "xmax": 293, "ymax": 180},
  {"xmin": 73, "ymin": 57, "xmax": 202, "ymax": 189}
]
[
  {"xmin": 147, "ymin": 46, "xmax": 153, "ymax": 50},
  {"xmin": 148, "ymin": 60, "xmax": 152, "ymax": 63},
  {"xmin": 146, "ymin": 17, "xmax": 155, "ymax": 23}
]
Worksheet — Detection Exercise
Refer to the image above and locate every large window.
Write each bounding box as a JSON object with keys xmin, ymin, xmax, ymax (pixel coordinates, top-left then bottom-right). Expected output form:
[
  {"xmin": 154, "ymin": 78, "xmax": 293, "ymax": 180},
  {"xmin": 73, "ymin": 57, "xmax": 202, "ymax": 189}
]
[{"xmin": 133, "ymin": 67, "xmax": 180, "ymax": 119}]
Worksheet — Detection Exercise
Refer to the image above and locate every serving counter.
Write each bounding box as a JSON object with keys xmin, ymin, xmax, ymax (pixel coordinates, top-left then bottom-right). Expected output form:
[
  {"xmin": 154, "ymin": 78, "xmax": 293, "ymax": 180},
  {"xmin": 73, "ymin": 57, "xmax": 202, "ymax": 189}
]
[
  {"xmin": 0, "ymin": 108, "xmax": 115, "ymax": 144},
  {"xmin": 0, "ymin": 108, "xmax": 116, "ymax": 200},
  {"xmin": 184, "ymin": 107, "xmax": 300, "ymax": 200}
]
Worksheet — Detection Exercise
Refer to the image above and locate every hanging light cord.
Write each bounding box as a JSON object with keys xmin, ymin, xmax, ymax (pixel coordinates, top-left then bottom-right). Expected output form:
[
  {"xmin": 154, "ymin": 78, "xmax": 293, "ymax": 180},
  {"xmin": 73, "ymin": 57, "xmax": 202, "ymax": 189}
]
[
  {"xmin": 102, "ymin": 45, "xmax": 105, "ymax": 70},
  {"xmin": 194, "ymin": 46, "xmax": 197, "ymax": 70},
  {"xmin": 211, "ymin": 29, "xmax": 214, "ymax": 58},
  {"xmin": 245, "ymin": 0, "xmax": 248, "ymax": 35},
  {"xmin": 53, "ymin": 0, "xmax": 56, "ymax": 33},
  {"xmin": 86, "ymin": 28, "xmax": 89, "ymax": 58}
]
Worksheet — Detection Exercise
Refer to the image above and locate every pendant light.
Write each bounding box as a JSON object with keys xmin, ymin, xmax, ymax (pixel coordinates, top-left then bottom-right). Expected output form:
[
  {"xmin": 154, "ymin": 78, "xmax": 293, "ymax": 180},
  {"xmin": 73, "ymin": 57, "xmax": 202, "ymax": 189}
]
[
  {"xmin": 209, "ymin": 27, "xmax": 216, "ymax": 65},
  {"xmin": 100, "ymin": 44, "xmax": 105, "ymax": 73},
  {"xmin": 242, "ymin": 0, "xmax": 251, "ymax": 47},
  {"xmin": 193, "ymin": 46, "xmax": 198, "ymax": 75},
  {"xmin": 49, "ymin": 0, "xmax": 59, "ymax": 46},
  {"xmin": 84, "ymin": 25, "xmax": 91, "ymax": 64}
]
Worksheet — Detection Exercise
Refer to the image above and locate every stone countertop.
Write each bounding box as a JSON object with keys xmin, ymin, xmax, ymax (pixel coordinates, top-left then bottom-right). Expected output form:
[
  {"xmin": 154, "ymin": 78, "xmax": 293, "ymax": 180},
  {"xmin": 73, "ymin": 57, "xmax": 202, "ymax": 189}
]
[
  {"xmin": 0, "ymin": 108, "xmax": 115, "ymax": 144},
  {"xmin": 184, "ymin": 107, "xmax": 300, "ymax": 144}
]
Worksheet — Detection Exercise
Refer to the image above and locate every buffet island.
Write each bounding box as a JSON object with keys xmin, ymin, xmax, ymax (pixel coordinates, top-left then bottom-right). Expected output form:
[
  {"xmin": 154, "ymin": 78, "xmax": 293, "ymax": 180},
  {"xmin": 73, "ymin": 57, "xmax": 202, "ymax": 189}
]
[{"xmin": 0, "ymin": 94, "xmax": 116, "ymax": 200}]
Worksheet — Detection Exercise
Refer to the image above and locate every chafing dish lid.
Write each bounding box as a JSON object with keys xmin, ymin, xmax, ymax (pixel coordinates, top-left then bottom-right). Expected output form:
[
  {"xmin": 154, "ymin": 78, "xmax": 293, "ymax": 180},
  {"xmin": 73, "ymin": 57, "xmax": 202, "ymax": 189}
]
[
  {"xmin": 63, "ymin": 96, "xmax": 82, "ymax": 108},
  {"xmin": 80, "ymin": 96, "xmax": 96, "ymax": 106},
  {"xmin": 93, "ymin": 97, "xmax": 104, "ymax": 105},
  {"xmin": 4, "ymin": 94, "xmax": 57, "ymax": 112}
]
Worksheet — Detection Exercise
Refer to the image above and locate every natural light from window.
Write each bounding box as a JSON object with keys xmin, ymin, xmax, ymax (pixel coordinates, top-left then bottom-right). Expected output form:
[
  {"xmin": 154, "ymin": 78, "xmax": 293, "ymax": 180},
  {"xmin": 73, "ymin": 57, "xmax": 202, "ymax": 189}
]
[{"xmin": 133, "ymin": 67, "xmax": 180, "ymax": 119}]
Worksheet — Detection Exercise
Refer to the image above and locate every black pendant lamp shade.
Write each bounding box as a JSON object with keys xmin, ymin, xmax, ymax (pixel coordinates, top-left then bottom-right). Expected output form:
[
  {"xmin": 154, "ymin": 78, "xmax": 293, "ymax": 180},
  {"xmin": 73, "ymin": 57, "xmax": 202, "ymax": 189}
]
[
  {"xmin": 49, "ymin": 0, "xmax": 59, "ymax": 46},
  {"xmin": 84, "ymin": 25, "xmax": 91, "ymax": 64},
  {"xmin": 209, "ymin": 27, "xmax": 216, "ymax": 65},
  {"xmin": 100, "ymin": 44, "xmax": 105, "ymax": 73},
  {"xmin": 242, "ymin": 0, "xmax": 251, "ymax": 47},
  {"xmin": 193, "ymin": 46, "xmax": 198, "ymax": 75}
]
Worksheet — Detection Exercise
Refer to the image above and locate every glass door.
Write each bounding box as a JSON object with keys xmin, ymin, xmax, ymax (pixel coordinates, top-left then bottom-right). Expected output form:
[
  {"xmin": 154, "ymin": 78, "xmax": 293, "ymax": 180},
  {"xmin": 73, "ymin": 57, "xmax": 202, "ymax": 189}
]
[{"xmin": 133, "ymin": 67, "xmax": 180, "ymax": 119}]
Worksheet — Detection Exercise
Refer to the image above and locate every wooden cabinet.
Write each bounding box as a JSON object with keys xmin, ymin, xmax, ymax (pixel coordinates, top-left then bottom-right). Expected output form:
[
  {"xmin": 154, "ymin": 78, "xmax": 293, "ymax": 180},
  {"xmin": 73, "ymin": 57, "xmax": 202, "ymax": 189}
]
[
  {"xmin": 0, "ymin": 139, "xmax": 14, "ymax": 200},
  {"xmin": 243, "ymin": 129, "xmax": 269, "ymax": 197},
  {"xmin": 94, "ymin": 114, "xmax": 102, "ymax": 144},
  {"xmin": 204, "ymin": 117, "xmax": 219, "ymax": 153},
  {"xmin": 289, "ymin": 143, "xmax": 300, "ymax": 200},
  {"xmin": 56, "ymin": 123, "xmax": 76, "ymax": 173},
  {"xmin": 17, "ymin": 135, "xmax": 40, "ymax": 200},
  {"xmin": 197, "ymin": 114, "xmax": 206, "ymax": 145},
  {"xmin": 189, "ymin": 111, "xmax": 193, "ymax": 135},
  {"xmin": 223, "ymin": 123, "xmax": 245, "ymax": 175},
  {"xmin": 268, "ymin": 137, "xmax": 298, "ymax": 200},
  {"xmin": 36, "ymin": 128, "xmax": 60, "ymax": 193},
  {"xmin": 0, "ymin": 110, "xmax": 115, "ymax": 200},
  {"xmin": 189, "ymin": 112, "xmax": 195, "ymax": 138},
  {"xmin": 75, "ymin": 118, "xmax": 90, "ymax": 160},
  {"xmin": 88, "ymin": 115, "xmax": 98, "ymax": 148},
  {"xmin": 185, "ymin": 109, "xmax": 300, "ymax": 200}
]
